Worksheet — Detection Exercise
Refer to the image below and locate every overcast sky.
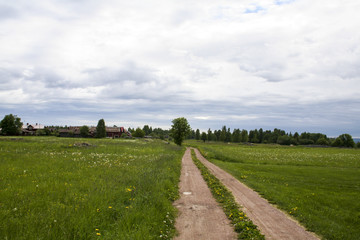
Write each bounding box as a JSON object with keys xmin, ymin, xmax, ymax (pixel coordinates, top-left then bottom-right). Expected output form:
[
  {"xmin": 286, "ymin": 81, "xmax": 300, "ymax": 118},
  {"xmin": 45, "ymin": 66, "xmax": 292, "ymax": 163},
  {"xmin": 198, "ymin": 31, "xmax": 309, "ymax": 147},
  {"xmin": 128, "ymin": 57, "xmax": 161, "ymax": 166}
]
[{"xmin": 0, "ymin": 0, "xmax": 359, "ymax": 136}]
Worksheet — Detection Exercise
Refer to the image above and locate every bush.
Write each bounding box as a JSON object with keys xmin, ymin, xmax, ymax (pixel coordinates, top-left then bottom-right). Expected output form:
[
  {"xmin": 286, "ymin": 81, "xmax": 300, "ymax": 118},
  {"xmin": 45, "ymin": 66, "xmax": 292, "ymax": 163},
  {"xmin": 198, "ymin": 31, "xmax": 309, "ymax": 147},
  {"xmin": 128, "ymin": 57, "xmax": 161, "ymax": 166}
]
[
  {"xmin": 277, "ymin": 135, "xmax": 292, "ymax": 145},
  {"xmin": 299, "ymin": 139, "xmax": 314, "ymax": 145},
  {"xmin": 132, "ymin": 128, "xmax": 145, "ymax": 138},
  {"xmin": 316, "ymin": 137, "xmax": 329, "ymax": 146}
]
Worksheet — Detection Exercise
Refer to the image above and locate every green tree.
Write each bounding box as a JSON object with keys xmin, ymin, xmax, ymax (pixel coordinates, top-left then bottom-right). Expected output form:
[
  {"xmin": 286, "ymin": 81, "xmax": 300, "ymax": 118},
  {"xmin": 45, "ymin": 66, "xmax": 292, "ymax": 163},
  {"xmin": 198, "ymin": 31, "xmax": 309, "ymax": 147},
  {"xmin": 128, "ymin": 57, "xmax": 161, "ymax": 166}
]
[
  {"xmin": 333, "ymin": 134, "xmax": 355, "ymax": 148},
  {"xmin": 240, "ymin": 129, "xmax": 248, "ymax": 142},
  {"xmin": 96, "ymin": 119, "xmax": 106, "ymax": 138},
  {"xmin": 0, "ymin": 114, "xmax": 23, "ymax": 135},
  {"xmin": 195, "ymin": 129, "xmax": 200, "ymax": 140},
  {"xmin": 207, "ymin": 128, "xmax": 213, "ymax": 141},
  {"xmin": 277, "ymin": 135, "xmax": 291, "ymax": 145},
  {"xmin": 258, "ymin": 128, "xmax": 264, "ymax": 143},
  {"xmin": 80, "ymin": 125, "xmax": 89, "ymax": 138},
  {"xmin": 142, "ymin": 125, "xmax": 152, "ymax": 135},
  {"xmin": 220, "ymin": 126, "xmax": 226, "ymax": 142},
  {"xmin": 201, "ymin": 132, "xmax": 207, "ymax": 142},
  {"xmin": 316, "ymin": 137, "xmax": 329, "ymax": 145},
  {"xmin": 232, "ymin": 129, "xmax": 241, "ymax": 143},
  {"xmin": 249, "ymin": 130, "xmax": 259, "ymax": 143},
  {"xmin": 225, "ymin": 128, "xmax": 232, "ymax": 142},
  {"xmin": 171, "ymin": 117, "xmax": 191, "ymax": 146},
  {"xmin": 133, "ymin": 127, "xmax": 145, "ymax": 138}
]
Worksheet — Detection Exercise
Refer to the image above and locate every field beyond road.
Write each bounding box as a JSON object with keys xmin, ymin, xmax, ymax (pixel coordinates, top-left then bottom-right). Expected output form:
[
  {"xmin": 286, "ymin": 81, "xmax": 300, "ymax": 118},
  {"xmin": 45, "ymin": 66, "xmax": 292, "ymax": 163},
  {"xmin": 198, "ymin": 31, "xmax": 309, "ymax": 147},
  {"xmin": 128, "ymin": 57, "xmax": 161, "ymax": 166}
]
[
  {"xmin": 0, "ymin": 137, "xmax": 183, "ymax": 239},
  {"xmin": 189, "ymin": 141, "xmax": 360, "ymax": 240}
]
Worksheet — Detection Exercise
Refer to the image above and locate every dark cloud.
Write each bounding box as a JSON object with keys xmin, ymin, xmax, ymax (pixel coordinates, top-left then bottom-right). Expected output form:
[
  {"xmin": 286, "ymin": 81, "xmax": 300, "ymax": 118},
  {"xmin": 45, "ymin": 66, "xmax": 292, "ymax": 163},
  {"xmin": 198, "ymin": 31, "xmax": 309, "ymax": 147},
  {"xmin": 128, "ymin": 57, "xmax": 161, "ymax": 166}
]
[
  {"xmin": 84, "ymin": 63, "xmax": 156, "ymax": 86},
  {"xmin": 0, "ymin": 67, "xmax": 22, "ymax": 86}
]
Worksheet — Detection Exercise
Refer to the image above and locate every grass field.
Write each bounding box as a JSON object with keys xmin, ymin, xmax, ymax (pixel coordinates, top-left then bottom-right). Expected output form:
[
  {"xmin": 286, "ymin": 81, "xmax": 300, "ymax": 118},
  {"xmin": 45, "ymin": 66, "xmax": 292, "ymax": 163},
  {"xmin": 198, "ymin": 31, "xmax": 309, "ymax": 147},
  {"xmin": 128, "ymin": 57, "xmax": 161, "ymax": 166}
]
[
  {"xmin": 188, "ymin": 141, "xmax": 360, "ymax": 240},
  {"xmin": 0, "ymin": 137, "xmax": 183, "ymax": 240}
]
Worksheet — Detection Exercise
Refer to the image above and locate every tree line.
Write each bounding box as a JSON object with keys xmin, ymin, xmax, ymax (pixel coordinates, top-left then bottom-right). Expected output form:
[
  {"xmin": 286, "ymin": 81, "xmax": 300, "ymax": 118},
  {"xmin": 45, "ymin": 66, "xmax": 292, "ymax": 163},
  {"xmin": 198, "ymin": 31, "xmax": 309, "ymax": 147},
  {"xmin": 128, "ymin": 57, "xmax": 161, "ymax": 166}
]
[
  {"xmin": 0, "ymin": 114, "xmax": 358, "ymax": 148},
  {"xmin": 189, "ymin": 126, "xmax": 358, "ymax": 148}
]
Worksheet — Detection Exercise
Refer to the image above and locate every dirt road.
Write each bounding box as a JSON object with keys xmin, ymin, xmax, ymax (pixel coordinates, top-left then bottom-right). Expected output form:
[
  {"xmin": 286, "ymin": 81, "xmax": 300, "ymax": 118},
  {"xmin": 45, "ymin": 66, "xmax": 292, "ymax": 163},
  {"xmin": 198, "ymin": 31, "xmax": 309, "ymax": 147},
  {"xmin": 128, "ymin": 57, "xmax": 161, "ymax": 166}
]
[
  {"xmin": 193, "ymin": 148, "xmax": 320, "ymax": 240},
  {"xmin": 173, "ymin": 148, "xmax": 237, "ymax": 240}
]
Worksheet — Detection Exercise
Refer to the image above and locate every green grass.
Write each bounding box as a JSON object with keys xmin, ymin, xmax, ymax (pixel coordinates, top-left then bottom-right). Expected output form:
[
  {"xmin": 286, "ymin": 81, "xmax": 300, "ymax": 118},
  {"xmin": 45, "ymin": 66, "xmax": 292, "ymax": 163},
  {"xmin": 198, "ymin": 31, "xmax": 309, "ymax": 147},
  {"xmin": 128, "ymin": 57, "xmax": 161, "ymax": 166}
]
[
  {"xmin": 190, "ymin": 149, "xmax": 264, "ymax": 240},
  {"xmin": 0, "ymin": 137, "xmax": 184, "ymax": 240},
  {"xmin": 188, "ymin": 141, "xmax": 360, "ymax": 240}
]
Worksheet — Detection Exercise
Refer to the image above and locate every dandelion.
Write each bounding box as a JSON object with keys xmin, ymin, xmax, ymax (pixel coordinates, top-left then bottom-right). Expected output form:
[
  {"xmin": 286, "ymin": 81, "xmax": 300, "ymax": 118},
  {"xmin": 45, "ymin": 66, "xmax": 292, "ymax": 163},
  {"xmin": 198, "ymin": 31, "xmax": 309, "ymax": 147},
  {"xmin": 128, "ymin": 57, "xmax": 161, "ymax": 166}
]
[
  {"xmin": 96, "ymin": 232, "xmax": 101, "ymax": 236},
  {"xmin": 108, "ymin": 206, "xmax": 112, "ymax": 209},
  {"xmin": 126, "ymin": 188, "xmax": 132, "ymax": 192},
  {"xmin": 95, "ymin": 229, "xmax": 99, "ymax": 231}
]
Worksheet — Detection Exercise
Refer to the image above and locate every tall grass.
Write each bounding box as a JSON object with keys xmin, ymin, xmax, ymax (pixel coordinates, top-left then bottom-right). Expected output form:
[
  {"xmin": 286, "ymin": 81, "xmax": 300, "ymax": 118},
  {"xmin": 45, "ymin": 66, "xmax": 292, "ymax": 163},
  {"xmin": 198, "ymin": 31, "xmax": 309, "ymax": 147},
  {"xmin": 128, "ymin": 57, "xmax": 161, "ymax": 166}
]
[
  {"xmin": 0, "ymin": 137, "xmax": 183, "ymax": 239},
  {"xmin": 189, "ymin": 141, "xmax": 360, "ymax": 240}
]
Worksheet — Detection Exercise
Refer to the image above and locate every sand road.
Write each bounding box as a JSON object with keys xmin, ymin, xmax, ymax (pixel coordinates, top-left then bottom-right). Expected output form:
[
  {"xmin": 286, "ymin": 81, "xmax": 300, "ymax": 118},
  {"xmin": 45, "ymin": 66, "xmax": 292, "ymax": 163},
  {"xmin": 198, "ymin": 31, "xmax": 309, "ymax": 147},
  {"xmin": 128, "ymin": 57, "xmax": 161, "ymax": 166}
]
[
  {"xmin": 192, "ymin": 148, "xmax": 320, "ymax": 240},
  {"xmin": 173, "ymin": 148, "xmax": 237, "ymax": 240}
]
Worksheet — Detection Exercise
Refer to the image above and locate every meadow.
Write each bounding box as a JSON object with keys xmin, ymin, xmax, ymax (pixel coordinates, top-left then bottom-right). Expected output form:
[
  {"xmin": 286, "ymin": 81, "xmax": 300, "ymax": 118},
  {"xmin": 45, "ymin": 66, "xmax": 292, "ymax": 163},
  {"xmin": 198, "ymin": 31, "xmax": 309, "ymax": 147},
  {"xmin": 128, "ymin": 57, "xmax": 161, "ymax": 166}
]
[
  {"xmin": 188, "ymin": 141, "xmax": 360, "ymax": 240},
  {"xmin": 0, "ymin": 137, "xmax": 183, "ymax": 240}
]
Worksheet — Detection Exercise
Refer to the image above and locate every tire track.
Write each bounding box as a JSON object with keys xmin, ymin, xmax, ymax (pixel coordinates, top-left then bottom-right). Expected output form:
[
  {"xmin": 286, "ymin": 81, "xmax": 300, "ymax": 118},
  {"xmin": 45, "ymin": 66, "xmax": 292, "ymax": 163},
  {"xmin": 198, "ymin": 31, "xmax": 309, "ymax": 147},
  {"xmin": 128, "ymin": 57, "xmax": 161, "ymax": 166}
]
[
  {"xmin": 193, "ymin": 148, "xmax": 320, "ymax": 240},
  {"xmin": 173, "ymin": 148, "xmax": 237, "ymax": 240}
]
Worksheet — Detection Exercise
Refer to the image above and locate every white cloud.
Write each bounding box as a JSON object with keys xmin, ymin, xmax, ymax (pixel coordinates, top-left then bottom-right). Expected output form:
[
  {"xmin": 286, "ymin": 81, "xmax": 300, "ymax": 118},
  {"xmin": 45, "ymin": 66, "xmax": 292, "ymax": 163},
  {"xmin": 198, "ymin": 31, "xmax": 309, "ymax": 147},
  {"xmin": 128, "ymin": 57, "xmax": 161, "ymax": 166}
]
[{"xmin": 0, "ymin": 0, "xmax": 359, "ymax": 136}]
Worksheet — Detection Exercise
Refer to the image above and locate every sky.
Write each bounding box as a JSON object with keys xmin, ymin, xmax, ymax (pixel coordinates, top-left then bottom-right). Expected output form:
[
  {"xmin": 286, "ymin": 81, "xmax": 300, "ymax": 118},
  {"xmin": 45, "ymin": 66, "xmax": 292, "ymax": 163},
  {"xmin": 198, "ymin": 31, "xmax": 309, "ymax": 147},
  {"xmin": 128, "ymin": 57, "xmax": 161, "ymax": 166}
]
[{"xmin": 0, "ymin": 0, "xmax": 359, "ymax": 137}]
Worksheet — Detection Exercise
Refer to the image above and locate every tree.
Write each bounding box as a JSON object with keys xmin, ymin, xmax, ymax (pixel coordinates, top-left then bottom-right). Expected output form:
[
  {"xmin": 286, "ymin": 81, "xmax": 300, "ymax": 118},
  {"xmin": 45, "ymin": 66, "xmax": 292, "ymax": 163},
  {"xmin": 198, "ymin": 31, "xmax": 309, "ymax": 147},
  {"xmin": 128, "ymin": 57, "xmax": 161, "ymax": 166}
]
[
  {"xmin": 232, "ymin": 129, "xmax": 241, "ymax": 143},
  {"xmin": 142, "ymin": 125, "xmax": 152, "ymax": 135},
  {"xmin": 333, "ymin": 134, "xmax": 355, "ymax": 148},
  {"xmin": 240, "ymin": 129, "xmax": 248, "ymax": 142},
  {"xmin": 249, "ymin": 130, "xmax": 259, "ymax": 143},
  {"xmin": 277, "ymin": 135, "xmax": 291, "ymax": 145},
  {"xmin": 80, "ymin": 125, "xmax": 90, "ymax": 138},
  {"xmin": 207, "ymin": 128, "xmax": 213, "ymax": 141},
  {"xmin": 133, "ymin": 127, "xmax": 145, "ymax": 138},
  {"xmin": 0, "ymin": 114, "xmax": 23, "ymax": 135},
  {"xmin": 220, "ymin": 126, "xmax": 226, "ymax": 142},
  {"xmin": 96, "ymin": 119, "xmax": 106, "ymax": 138},
  {"xmin": 258, "ymin": 128, "xmax": 264, "ymax": 143},
  {"xmin": 195, "ymin": 129, "xmax": 200, "ymax": 140},
  {"xmin": 316, "ymin": 137, "xmax": 329, "ymax": 146},
  {"xmin": 201, "ymin": 132, "xmax": 207, "ymax": 142},
  {"xmin": 225, "ymin": 128, "xmax": 232, "ymax": 142},
  {"xmin": 171, "ymin": 117, "xmax": 191, "ymax": 146}
]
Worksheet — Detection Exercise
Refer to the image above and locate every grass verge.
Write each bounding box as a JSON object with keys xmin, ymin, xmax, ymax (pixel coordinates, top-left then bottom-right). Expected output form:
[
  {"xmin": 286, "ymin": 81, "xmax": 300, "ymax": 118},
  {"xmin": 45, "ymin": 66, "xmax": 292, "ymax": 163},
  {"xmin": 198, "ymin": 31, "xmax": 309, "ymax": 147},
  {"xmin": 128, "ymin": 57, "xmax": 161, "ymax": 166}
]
[{"xmin": 190, "ymin": 149, "xmax": 264, "ymax": 240}]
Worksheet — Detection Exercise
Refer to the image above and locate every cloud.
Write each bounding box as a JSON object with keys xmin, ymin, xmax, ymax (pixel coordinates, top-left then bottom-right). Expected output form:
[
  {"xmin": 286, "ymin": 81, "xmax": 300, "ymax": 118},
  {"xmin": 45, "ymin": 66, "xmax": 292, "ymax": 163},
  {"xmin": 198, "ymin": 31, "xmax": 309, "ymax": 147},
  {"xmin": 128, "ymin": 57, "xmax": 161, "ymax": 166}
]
[{"xmin": 0, "ymin": 0, "xmax": 359, "ymax": 136}]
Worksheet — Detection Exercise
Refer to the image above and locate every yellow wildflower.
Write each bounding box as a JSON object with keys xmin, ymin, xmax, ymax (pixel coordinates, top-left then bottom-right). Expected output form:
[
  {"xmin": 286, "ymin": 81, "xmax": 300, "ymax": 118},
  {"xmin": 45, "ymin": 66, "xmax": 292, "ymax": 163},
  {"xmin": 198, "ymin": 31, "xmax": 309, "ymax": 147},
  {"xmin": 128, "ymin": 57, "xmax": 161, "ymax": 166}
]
[{"xmin": 108, "ymin": 206, "xmax": 112, "ymax": 209}]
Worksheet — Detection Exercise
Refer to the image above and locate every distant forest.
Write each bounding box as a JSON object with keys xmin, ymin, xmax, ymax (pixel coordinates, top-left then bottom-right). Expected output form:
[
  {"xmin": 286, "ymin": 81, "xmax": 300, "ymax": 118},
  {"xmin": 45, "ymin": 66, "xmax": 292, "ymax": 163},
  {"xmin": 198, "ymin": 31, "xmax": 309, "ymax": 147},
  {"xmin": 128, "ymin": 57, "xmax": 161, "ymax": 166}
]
[{"xmin": 188, "ymin": 126, "xmax": 358, "ymax": 148}]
